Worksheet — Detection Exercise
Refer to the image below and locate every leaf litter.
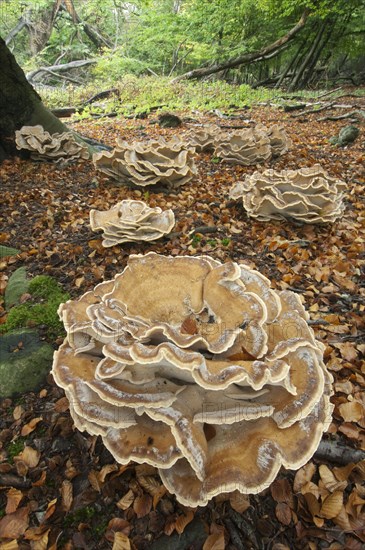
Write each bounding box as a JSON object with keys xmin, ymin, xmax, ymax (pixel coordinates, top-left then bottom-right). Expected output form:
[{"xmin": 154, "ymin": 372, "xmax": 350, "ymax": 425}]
[{"xmin": 0, "ymin": 95, "xmax": 364, "ymax": 549}]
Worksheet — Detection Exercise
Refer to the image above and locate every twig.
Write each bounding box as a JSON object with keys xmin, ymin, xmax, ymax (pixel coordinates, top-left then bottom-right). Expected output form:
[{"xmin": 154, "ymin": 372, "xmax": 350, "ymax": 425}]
[
  {"xmin": 291, "ymin": 102, "xmax": 335, "ymax": 117},
  {"xmin": 318, "ymin": 109, "xmax": 365, "ymax": 121},
  {"xmin": 315, "ymin": 439, "xmax": 365, "ymax": 465},
  {"xmin": 315, "ymin": 86, "xmax": 343, "ymax": 99}
]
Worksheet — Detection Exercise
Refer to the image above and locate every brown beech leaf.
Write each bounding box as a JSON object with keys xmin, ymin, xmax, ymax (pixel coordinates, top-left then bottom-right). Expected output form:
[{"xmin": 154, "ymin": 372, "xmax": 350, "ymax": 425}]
[
  {"xmin": 99, "ymin": 463, "xmax": 118, "ymax": 482},
  {"xmin": 20, "ymin": 417, "xmax": 42, "ymax": 436},
  {"xmin": 44, "ymin": 498, "xmax": 58, "ymax": 521},
  {"xmin": 133, "ymin": 494, "xmax": 152, "ymax": 518},
  {"xmin": 0, "ymin": 506, "xmax": 29, "ymax": 539},
  {"xmin": 112, "ymin": 532, "xmax": 131, "ymax": 550},
  {"xmin": 15, "ymin": 446, "xmax": 40, "ymax": 468},
  {"xmin": 5, "ymin": 488, "xmax": 23, "ymax": 515},
  {"xmin": 61, "ymin": 480, "xmax": 73, "ymax": 512},
  {"xmin": 153, "ymin": 485, "xmax": 167, "ymax": 509},
  {"xmin": 88, "ymin": 470, "xmax": 102, "ymax": 492},
  {"xmin": 271, "ymin": 478, "xmax": 294, "ymax": 507},
  {"xmin": 181, "ymin": 316, "xmax": 198, "ymax": 335},
  {"xmin": 116, "ymin": 489, "xmax": 135, "ymax": 511},
  {"xmin": 203, "ymin": 531, "xmax": 225, "ymax": 550},
  {"xmin": 294, "ymin": 462, "xmax": 316, "ymax": 493},
  {"xmin": 175, "ymin": 510, "xmax": 194, "ymax": 534},
  {"xmin": 275, "ymin": 502, "xmax": 292, "ymax": 526},
  {"xmin": 106, "ymin": 518, "xmax": 131, "ymax": 542},
  {"xmin": 229, "ymin": 491, "xmax": 250, "ymax": 513},
  {"xmin": 12, "ymin": 405, "xmax": 24, "ymax": 420},
  {"xmin": 320, "ymin": 491, "xmax": 343, "ymax": 519},
  {"xmin": 338, "ymin": 401, "xmax": 364, "ymax": 423},
  {"xmin": 138, "ymin": 475, "xmax": 163, "ymax": 496},
  {"xmin": 0, "ymin": 540, "xmax": 19, "ymax": 549}
]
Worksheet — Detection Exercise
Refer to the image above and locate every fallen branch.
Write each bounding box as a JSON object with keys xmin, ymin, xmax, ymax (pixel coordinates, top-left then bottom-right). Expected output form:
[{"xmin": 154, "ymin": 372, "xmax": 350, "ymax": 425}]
[
  {"xmin": 291, "ymin": 101, "xmax": 335, "ymax": 117},
  {"xmin": 318, "ymin": 109, "xmax": 365, "ymax": 121},
  {"xmin": 314, "ymin": 439, "xmax": 365, "ymax": 465},
  {"xmin": 82, "ymin": 88, "xmax": 119, "ymax": 106},
  {"xmin": 171, "ymin": 10, "xmax": 309, "ymax": 82},
  {"xmin": 26, "ymin": 59, "xmax": 97, "ymax": 83}
]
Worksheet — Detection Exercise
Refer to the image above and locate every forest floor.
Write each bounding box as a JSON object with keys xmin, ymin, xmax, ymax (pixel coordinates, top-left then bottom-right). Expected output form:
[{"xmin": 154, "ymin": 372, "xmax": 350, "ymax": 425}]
[{"xmin": 0, "ymin": 91, "xmax": 364, "ymax": 549}]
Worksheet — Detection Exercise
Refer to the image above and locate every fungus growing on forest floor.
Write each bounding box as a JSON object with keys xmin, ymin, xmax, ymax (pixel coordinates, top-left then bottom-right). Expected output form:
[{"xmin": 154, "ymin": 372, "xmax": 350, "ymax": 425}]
[
  {"xmin": 93, "ymin": 136, "xmax": 196, "ymax": 188},
  {"xmin": 230, "ymin": 164, "xmax": 347, "ymax": 223},
  {"xmin": 214, "ymin": 124, "xmax": 291, "ymax": 165},
  {"xmin": 52, "ymin": 253, "xmax": 333, "ymax": 506},
  {"xmin": 15, "ymin": 125, "xmax": 89, "ymax": 162},
  {"xmin": 184, "ymin": 124, "xmax": 219, "ymax": 152},
  {"xmin": 89, "ymin": 200, "xmax": 175, "ymax": 247}
]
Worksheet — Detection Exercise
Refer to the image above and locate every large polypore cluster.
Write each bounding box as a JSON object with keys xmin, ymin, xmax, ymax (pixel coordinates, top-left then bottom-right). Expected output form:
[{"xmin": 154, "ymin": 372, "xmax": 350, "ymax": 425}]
[
  {"xmin": 15, "ymin": 125, "xmax": 89, "ymax": 162},
  {"xmin": 93, "ymin": 136, "xmax": 196, "ymax": 188},
  {"xmin": 52, "ymin": 252, "xmax": 333, "ymax": 506},
  {"xmin": 230, "ymin": 165, "xmax": 347, "ymax": 223}
]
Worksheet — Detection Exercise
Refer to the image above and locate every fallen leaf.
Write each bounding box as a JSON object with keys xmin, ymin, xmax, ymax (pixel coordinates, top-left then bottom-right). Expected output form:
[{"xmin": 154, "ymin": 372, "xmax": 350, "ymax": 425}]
[
  {"xmin": 133, "ymin": 494, "xmax": 152, "ymax": 518},
  {"xmin": 203, "ymin": 531, "xmax": 225, "ymax": 550},
  {"xmin": 275, "ymin": 502, "xmax": 292, "ymax": 526},
  {"xmin": 320, "ymin": 491, "xmax": 343, "ymax": 519},
  {"xmin": 21, "ymin": 417, "xmax": 42, "ymax": 436},
  {"xmin": 116, "ymin": 490, "xmax": 135, "ymax": 511},
  {"xmin": 61, "ymin": 480, "xmax": 73, "ymax": 512},
  {"xmin": 112, "ymin": 532, "xmax": 131, "ymax": 550},
  {"xmin": 175, "ymin": 510, "xmax": 194, "ymax": 534},
  {"xmin": 0, "ymin": 507, "xmax": 29, "ymax": 539},
  {"xmin": 15, "ymin": 446, "xmax": 40, "ymax": 468},
  {"xmin": 5, "ymin": 489, "xmax": 23, "ymax": 515},
  {"xmin": 338, "ymin": 401, "xmax": 364, "ymax": 422}
]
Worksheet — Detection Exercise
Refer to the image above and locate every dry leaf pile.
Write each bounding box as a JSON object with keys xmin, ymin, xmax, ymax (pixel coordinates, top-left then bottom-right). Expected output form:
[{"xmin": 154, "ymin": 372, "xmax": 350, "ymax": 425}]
[{"xmin": 0, "ymin": 90, "xmax": 364, "ymax": 549}]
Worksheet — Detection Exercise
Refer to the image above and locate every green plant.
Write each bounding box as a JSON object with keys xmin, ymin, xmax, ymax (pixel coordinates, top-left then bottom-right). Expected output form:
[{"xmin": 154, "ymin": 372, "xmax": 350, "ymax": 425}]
[
  {"xmin": 64, "ymin": 506, "xmax": 96, "ymax": 528},
  {"xmin": 221, "ymin": 238, "xmax": 231, "ymax": 246}
]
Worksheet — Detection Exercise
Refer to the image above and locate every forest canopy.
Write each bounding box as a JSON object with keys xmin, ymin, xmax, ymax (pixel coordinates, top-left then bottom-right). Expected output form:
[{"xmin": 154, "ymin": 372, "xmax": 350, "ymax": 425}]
[{"xmin": 0, "ymin": 0, "xmax": 364, "ymax": 90}]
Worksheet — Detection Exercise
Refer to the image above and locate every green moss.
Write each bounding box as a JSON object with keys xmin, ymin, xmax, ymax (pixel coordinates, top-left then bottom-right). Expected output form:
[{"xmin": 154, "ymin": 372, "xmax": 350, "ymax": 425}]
[
  {"xmin": 1, "ymin": 275, "xmax": 69, "ymax": 338},
  {"xmin": 6, "ymin": 438, "xmax": 26, "ymax": 462},
  {"xmin": 64, "ymin": 506, "xmax": 96, "ymax": 528}
]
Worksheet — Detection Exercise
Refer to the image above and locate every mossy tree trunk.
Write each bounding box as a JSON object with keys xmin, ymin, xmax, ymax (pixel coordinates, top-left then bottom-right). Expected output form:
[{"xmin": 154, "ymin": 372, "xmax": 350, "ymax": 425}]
[{"xmin": 0, "ymin": 36, "xmax": 90, "ymax": 161}]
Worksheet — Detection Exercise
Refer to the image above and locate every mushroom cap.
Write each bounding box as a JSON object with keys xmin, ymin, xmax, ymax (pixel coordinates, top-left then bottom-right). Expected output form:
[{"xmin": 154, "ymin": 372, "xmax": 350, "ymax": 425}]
[{"xmin": 52, "ymin": 252, "xmax": 333, "ymax": 506}]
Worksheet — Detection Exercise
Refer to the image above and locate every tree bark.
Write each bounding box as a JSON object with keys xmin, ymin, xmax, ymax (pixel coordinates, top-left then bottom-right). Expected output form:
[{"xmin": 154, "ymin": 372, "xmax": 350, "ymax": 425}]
[
  {"xmin": 171, "ymin": 10, "xmax": 310, "ymax": 83},
  {"xmin": 0, "ymin": 37, "xmax": 92, "ymax": 159}
]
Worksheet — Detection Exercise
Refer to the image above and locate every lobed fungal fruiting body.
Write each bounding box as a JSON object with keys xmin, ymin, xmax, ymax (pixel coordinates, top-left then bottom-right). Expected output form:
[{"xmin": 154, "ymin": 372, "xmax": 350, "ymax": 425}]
[
  {"xmin": 15, "ymin": 125, "xmax": 89, "ymax": 162},
  {"xmin": 52, "ymin": 253, "xmax": 333, "ymax": 506}
]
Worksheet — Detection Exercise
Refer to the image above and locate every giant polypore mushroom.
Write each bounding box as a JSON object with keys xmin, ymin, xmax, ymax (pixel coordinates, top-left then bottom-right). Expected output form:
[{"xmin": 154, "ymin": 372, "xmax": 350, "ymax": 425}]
[
  {"xmin": 93, "ymin": 136, "xmax": 196, "ymax": 189},
  {"xmin": 214, "ymin": 126, "xmax": 272, "ymax": 165},
  {"xmin": 52, "ymin": 252, "xmax": 333, "ymax": 506},
  {"xmin": 90, "ymin": 200, "xmax": 175, "ymax": 247},
  {"xmin": 15, "ymin": 125, "xmax": 89, "ymax": 162},
  {"xmin": 230, "ymin": 164, "xmax": 347, "ymax": 223},
  {"xmin": 184, "ymin": 124, "xmax": 219, "ymax": 153}
]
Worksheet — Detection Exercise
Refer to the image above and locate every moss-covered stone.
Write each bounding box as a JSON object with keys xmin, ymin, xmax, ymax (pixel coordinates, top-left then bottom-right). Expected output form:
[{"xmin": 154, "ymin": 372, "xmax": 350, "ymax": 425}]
[{"xmin": 0, "ymin": 329, "xmax": 54, "ymax": 397}]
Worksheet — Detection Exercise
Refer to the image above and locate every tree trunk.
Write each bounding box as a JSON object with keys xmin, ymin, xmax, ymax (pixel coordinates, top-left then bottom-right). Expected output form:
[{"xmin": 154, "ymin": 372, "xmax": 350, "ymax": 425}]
[
  {"xmin": 0, "ymin": 37, "xmax": 91, "ymax": 159},
  {"xmin": 171, "ymin": 10, "xmax": 309, "ymax": 83},
  {"xmin": 288, "ymin": 19, "xmax": 329, "ymax": 91}
]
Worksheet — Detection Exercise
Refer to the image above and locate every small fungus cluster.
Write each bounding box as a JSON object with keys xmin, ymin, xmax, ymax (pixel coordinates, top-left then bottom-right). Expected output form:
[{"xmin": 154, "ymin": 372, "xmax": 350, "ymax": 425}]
[
  {"xmin": 90, "ymin": 200, "xmax": 175, "ymax": 247},
  {"xmin": 15, "ymin": 125, "xmax": 89, "ymax": 162},
  {"xmin": 93, "ymin": 136, "xmax": 196, "ymax": 188},
  {"xmin": 230, "ymin": 165, "xmax": 347, "ymax": 223}
]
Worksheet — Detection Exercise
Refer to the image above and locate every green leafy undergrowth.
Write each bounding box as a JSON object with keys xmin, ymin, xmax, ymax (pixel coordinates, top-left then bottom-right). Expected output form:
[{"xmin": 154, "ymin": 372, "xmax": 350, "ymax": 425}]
[{"xmin": 1, "ymin": 275, "xmax": 69, "ymax": 338}]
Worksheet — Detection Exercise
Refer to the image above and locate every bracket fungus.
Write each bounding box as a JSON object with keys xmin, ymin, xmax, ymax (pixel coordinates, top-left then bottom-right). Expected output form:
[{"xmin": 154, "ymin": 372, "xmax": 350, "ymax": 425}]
[
  {"xmin": 230, "ymin": 164, "xmax": 347, "ymax": 223},
  {"xmin": 15, "ymin": 125, "xmax": 89, "ymax": 162},
  {"xmin": 89, "ymin": 200, "xmax": 175, "ymax": 247},
  {"xmin": 184, "ymin": 124, "xmax": 219, "ymax": 153},
  {"xmin": 214, "ymin": 124, "xmax": 291, "ymax": 165},
  {"xmin": 52, "ymin": 252, "xmax": 333, "ymax": 507},
  {"xmin": 93, "ymin": 136, "xmax": 196, "ymax": 189}
]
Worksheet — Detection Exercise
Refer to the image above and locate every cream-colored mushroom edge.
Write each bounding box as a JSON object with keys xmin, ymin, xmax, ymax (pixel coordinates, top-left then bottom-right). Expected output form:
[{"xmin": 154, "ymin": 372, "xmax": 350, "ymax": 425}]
[
  {"xmin": 230, "ymin": 165, "xmax": 347, "ymax": 223},
  {"xmin": 93, "ymin": 136, "xmax": 196, "ymax": 188},
  {"xmin": 15, "ymin": 125, "xmax": 89, "ymax": 162},
  {"xmin": 52, "ymin": 252, "xmax": 333, "ymax": 507},
  {"xmin": 90, "ymin": 200, "xmax": 175, "ymax": 247}
]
